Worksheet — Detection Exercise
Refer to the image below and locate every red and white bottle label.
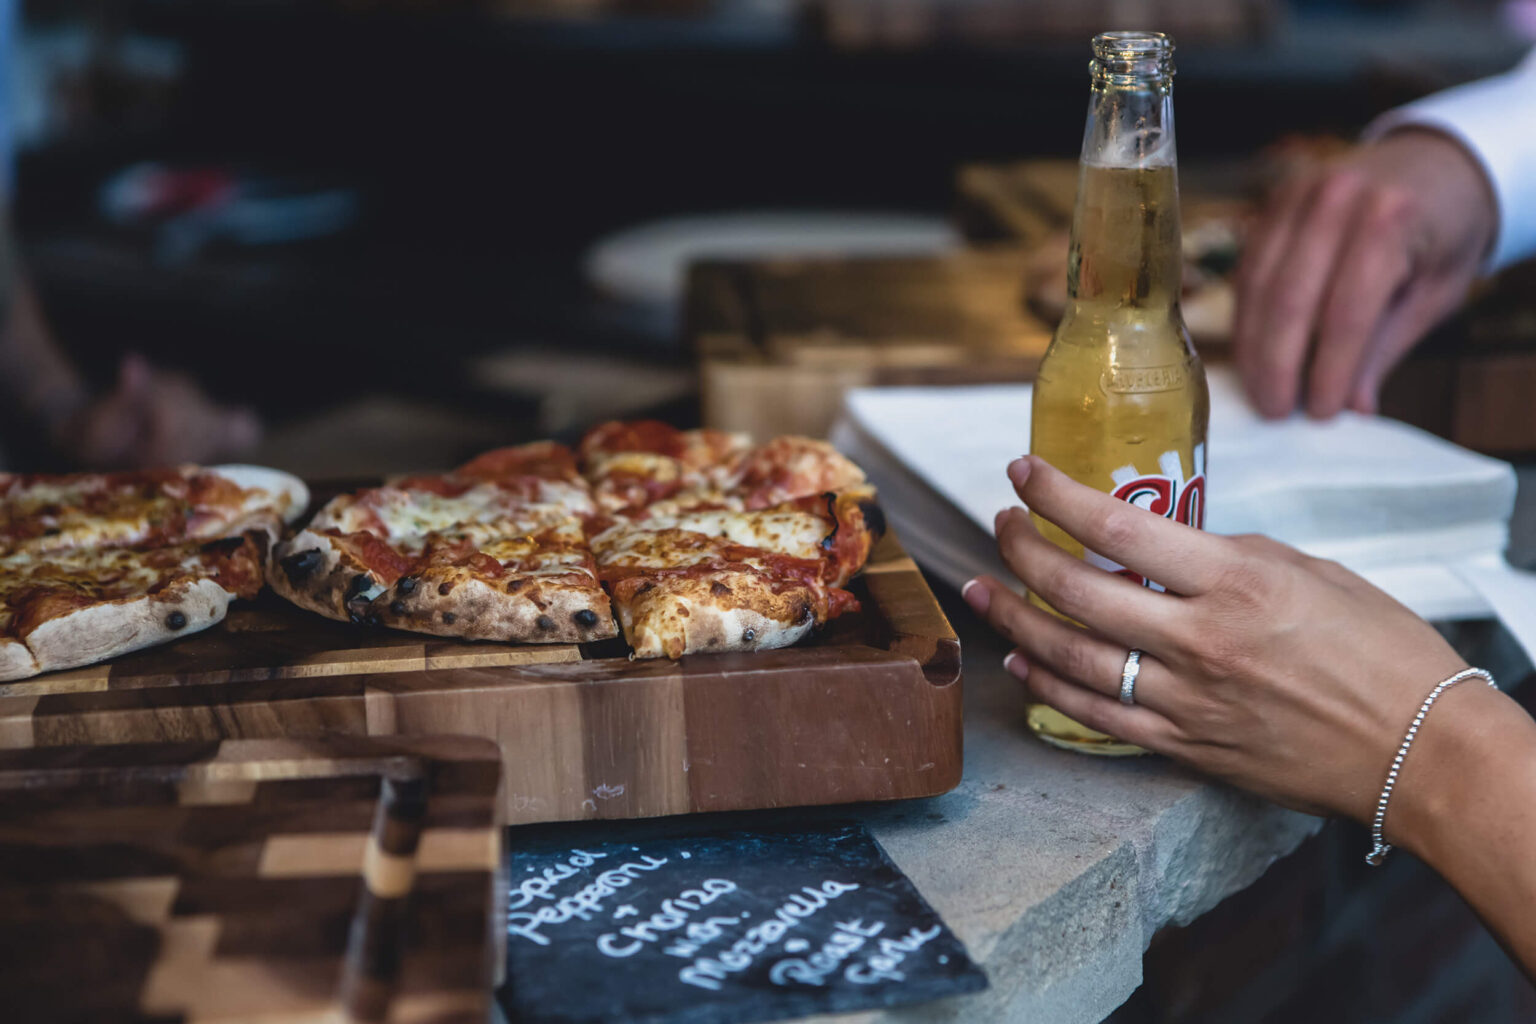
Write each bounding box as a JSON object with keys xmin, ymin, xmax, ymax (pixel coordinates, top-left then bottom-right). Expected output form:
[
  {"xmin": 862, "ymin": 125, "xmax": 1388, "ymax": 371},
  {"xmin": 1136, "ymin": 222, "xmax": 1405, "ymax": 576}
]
[{"xmin": 1084, "ymin": 444, "xmax": 1205, "ymax": 592}]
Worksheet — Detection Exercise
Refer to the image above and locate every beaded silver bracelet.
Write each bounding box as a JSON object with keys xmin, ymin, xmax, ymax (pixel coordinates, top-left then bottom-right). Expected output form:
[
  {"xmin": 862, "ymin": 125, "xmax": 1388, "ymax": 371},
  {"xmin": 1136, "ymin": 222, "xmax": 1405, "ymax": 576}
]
[{"xmin": 1366, "ymin": 666, "xmax": 1498, "ymax": 866}]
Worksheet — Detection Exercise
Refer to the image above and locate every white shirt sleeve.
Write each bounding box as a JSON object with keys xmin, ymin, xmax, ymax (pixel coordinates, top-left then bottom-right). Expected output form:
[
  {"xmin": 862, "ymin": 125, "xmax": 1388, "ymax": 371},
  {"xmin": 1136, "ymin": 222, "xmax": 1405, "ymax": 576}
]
[{"xmin": 1365, "ymin": 48, "xmax": 1536, "ymax": 272}]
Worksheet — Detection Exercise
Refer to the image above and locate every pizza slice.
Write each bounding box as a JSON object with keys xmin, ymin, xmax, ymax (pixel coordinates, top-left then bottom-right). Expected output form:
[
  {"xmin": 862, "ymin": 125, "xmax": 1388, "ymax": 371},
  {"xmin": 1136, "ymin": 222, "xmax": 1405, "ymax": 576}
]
[
  {"xmin": 723, "ymin": 436, "xmax": 869, "ymax": 510},
  {"xmin": 0, "ymin": 531, "xmax": 268, "ymax": 683},
  {"xmin": 578, "ymin": 420, "xmax": 751, "ymax": 513},
  {"xmin": 0, "ymin": 465, "xmax": 308, "ymax": 557},
  {"xmin": 592, "ymin": 488, "xmax": 882, "ymax": 659},
  {"xmin": 268, "ymin": 443, "xmax": 617, "ymax": 644}
]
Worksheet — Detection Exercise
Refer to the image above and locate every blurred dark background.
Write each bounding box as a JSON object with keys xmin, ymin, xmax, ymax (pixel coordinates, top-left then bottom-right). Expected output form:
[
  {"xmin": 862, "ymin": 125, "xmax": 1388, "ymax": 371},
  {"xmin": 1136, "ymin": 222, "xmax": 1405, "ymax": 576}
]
[{"xmin": 6, "ymin": 0, "xmax": 1532, "ymax": 472}]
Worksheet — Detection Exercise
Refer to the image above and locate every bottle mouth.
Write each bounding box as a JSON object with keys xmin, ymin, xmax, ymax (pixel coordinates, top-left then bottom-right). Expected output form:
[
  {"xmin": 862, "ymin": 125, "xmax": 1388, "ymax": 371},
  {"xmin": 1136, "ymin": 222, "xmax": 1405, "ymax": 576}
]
[{"xmin": 1091, "ymin": 30, "xmax": 1175, "ymax": 85}]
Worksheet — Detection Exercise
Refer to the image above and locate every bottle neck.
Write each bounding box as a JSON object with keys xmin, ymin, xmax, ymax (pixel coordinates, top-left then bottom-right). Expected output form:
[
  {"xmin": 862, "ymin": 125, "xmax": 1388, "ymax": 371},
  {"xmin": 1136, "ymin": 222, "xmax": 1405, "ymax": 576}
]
[{"xmin": 1065, "ymin": 79, "xmax": 1182, "ymax": 312}]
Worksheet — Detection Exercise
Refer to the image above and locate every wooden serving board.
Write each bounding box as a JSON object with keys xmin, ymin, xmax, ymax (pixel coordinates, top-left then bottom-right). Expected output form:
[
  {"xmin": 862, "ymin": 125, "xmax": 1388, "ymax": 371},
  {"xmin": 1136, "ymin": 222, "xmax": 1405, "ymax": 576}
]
[
  {"xmin": 0, "ymin": 735, "xmax": 503, "ymax": 1024},
  {"xmin": 0, "ymin": 532, "xmax": 963, "ymax": 826}
]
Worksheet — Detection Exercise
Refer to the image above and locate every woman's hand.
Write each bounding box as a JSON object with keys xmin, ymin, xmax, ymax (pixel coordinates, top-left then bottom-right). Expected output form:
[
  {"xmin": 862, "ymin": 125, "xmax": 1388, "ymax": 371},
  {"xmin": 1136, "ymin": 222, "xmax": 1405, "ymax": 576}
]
[
  {"xmin": 1233, "ymin": 129, "xmax": 1496, "ymax": 420},
  {"xmin": 961, "ymin": 455, "xmax": 1485, "ymax": 826}
]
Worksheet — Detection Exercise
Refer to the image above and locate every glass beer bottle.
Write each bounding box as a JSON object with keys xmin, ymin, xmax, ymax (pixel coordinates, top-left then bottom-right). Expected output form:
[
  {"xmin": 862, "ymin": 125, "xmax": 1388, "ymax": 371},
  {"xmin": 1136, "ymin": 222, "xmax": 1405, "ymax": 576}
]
[{"xmin": 1027, "ymin": 31, "xmax": 1210, "ymax": 755}]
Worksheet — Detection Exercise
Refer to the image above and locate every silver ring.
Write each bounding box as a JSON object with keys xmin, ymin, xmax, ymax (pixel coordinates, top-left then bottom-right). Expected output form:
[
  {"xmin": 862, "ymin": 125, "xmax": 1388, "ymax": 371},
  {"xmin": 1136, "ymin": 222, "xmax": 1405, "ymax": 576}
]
[{"xmin": 1120, "ymin": 649, "xmax": 1143, "ymax": 705}]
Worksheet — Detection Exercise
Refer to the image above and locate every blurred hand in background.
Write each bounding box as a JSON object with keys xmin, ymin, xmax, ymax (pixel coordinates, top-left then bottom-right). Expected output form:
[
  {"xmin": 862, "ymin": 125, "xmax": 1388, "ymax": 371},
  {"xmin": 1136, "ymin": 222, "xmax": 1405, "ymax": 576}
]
[
  {"xmin": 1233, "ymin": 129, "xmax": 1497, "ymax": 420},
  {"xmin": 54, "ymin": 352, "xmax": 261, "ymax": 470},
  {"xmin": 0, "ymin": 269, "xmax": 260, "ymax": 470}
]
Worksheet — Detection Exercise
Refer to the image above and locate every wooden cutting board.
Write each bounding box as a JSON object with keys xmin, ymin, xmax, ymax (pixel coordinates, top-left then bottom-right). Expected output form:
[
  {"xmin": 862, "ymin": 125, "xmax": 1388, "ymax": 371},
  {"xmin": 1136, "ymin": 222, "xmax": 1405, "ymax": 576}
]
[
  {"xmin": 0, "ymin": 532, "xmax": 963, "ymax": 826},
  {"xmin": 0, "ymin": 735, "xmax": 503, "ymax": 1024}
]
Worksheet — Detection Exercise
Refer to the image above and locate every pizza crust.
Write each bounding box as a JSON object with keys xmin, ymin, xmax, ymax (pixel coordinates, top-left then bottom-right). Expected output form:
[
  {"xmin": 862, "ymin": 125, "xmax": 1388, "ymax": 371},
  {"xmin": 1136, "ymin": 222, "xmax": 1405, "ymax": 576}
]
[
  {"xmin": 372, "ymin": 572, "xmax": 616, "ymax": 643},
  {"xmin": 21, "ymin": 577, "xmax": 233, "ymax": 677},
  {"xmin": 209, "ymin": 465, "xmax": 311, "ymax": 524},
  {"xmin": 269, "ymin": 531, "xmax": 617, "ymax": 643},
  {"xmin": 266, "ymin": 530, "xmax": 370, "ymax": 623},
  {"xmin": 0, "ymin": 639, "xmax": 39, "ymax": 684}
]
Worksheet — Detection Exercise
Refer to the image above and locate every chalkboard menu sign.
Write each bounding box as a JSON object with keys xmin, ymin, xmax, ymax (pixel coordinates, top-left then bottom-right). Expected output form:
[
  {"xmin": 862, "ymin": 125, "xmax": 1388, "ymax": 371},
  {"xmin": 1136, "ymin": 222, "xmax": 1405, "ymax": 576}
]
[{"xmin": 499, "ymin": 823, "xmax": 987, "ymax": 1024}]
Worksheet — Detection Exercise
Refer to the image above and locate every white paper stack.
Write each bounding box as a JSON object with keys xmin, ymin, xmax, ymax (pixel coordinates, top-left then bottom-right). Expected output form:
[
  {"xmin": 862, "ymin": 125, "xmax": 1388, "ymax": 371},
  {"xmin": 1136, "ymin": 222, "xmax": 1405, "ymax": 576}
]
[{"xmin": 831, "ymin": 367, "xmax": 1536, "ymax": 648}]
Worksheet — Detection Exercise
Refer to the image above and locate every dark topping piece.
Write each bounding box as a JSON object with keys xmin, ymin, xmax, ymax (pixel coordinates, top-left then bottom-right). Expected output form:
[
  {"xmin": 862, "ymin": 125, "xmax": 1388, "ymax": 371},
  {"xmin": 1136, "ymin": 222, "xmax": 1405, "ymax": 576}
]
[
  {"xmin": 742, "ymin": 628, "xmax": 756, "ymax": 642},
  {"xmin": 574, "ymin": 609, "xmax": 599, "ymax": 628},
  {"xmin": 345, "ymin": 573, "xmax": 372, "ymax": 601},
  {"xmin": 536, "ymin": 615, "xmax": 556, "ymax": 631},
  {"xmin": 858, "ymin": 498, "xmax": 887, "ymax": 539},
  {"xmin": 438, "ymin": 581, "xmax": 455, "ymax": 596},
  {"xmin": 710, "ymin": 581, "xmax": 732, "ymax": 597},
  {"xmin": 506, "ymin": 578, "xmax": 527, "ymax": 593},
  {"xmin": 396, "ymin": 576, "xmax": 418, "ymax": 594},
  {"xmin": 205, "ymin": 535, "xmax": 249, "ymax": 556},
  {"xmin": 798, "ymin": 600, "xmax": 814, "ymax": 623},
  {"xmin": 280, "ymin": 548, "xmax": 325, "ymax": 584},
  {"xmin": 390, "ymin": 599, "xmax": 407, "ymax": 616},
  {"xmin": 349, "ymin": 610, "xmax": 366, "ymax": 625},
  {"xmin": 165, "ymin": 611, "xmax": 188, "ymax": 630},
  {"xmin": 365, "ymin": 614, "xmax": 381, "ymax": 628},
  {"xmin": 442, "ymin": 612, "xmax": 456, "ymax": 625}
]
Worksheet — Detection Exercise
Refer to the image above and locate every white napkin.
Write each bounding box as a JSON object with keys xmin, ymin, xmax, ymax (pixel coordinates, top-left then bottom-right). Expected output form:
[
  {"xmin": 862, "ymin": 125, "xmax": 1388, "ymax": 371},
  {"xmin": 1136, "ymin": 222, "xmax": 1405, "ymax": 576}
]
[{"xmin": 832, "ymin": 367, "xmax": 1536, "ymax": 661}]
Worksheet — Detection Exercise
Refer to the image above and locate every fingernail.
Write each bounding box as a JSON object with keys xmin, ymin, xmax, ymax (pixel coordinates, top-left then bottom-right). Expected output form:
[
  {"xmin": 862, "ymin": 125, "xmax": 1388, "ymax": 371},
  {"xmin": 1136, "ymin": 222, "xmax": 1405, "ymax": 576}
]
[
  {"xmin": 961, "ymin": 578, "xmax": 990, "ymax": 614},
  {"xmin": 1003, "ymin": 651, "xmax": 1029, "ymax": 679},
  {"xmin": 1007, "ymin": 457, "xmax": 1032, "ymax": 487}
]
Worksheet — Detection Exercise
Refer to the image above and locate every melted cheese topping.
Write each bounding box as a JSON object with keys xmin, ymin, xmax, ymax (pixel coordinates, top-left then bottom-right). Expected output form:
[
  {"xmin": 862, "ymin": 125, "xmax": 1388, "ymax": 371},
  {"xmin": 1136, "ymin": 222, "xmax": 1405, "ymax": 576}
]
[
  {"xmin": 0, "ymin": 545, "xmax": 209, "ymax": 603},
  {"xmin": 316, "ymin": 481, "xmax": 592, "ymax": 541},
  {"xmin": 0, "ymin": 470, "xmax": 289, "ymax": 557},
  {"xmin": 592, "ymin": 508, "xmax": 829, "ymax": 568}
]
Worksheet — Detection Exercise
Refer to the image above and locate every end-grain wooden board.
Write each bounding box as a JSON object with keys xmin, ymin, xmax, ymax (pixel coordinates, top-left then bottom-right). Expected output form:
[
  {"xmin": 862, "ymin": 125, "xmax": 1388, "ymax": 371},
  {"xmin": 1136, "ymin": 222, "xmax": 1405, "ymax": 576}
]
[
  {"xmin": 0, "ymin": 735, "xmax": 504, "ymax": 1024},
  {"xmin": 0, "ymin": 532, "xmax": 962, "ymax": 825}
]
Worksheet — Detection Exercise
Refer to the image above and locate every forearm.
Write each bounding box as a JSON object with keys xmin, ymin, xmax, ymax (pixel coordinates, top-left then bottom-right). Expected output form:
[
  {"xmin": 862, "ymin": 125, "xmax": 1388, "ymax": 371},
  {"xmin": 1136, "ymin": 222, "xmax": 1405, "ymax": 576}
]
[{"xmin": 1391, "ymin": 681, "xmax": 1536, "ymax": 976}]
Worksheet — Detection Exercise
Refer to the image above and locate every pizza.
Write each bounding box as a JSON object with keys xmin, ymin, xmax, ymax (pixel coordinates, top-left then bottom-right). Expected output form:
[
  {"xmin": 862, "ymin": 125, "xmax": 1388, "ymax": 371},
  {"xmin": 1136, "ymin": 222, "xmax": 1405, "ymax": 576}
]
[
  {"xmin": 0, "ymin": 466, "xmax": 308, "ymax": 682},
  {"xmin": 269, "ymin": 423, "xmax": 882, "ymax": 658}
]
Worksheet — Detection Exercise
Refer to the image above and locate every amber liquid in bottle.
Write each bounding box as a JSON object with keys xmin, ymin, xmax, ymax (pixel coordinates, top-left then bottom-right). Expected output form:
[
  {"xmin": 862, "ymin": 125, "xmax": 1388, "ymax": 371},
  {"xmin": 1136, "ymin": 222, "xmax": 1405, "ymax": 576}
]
[{"xmin": 1026, "ymin": 33, "xmax": 1209, "ymax": 756}]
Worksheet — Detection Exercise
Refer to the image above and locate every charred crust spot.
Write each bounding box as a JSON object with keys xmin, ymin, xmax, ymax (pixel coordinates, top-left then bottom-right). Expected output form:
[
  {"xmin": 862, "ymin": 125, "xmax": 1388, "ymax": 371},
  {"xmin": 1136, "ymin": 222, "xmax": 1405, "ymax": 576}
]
[
  {"xmin": 798, "ymin": 600, "xmax": 814, "ymax": 623},
  {"xmin": 280, "ymin": 548, "xmax": 325, "ymax": 584},
  {"xmin": 710, "ymin": 581, "xmax": 731, "ymax": 597},
  {"xmin": 396, "ymin": 576, "xmax": 418, "ymax": 594},
  {"xmin": 390, "ymin": 599, "xmax": 407, "ymax": 616},
  {"xmin": 442, "ymin": 612, "xmax": 457, "ymax": 625},
  {"xmin": 742, "ymin": 627, "xmax": 757, "ymax": 642},
  {"xmin": 820, "ymin": 492, "xmax": 840, "ymax": 550},
  {"xmin": 858, "ymin": 498, "xmax": 887, "ymax": 539},
  {"xmin": 637, "ymin": 582, "xmax": 655, "ymax": 595},
  {"xmin": 574, "ymin": 609, "xmax": 599, "ymax": 628},
  {"xmin": 345, "ymin": 574, "xmax": 372, "ymax": 601},
  {"xmin": 438, "ymin": 581, "xmax": 455, "ymax": 596},
  {"xmin": 165, "ymin": 611, "xmax": 188, "ymax": 630},
  {"xmin": 678, "ymin": 606, "xmax": 690, "ymax": 617},
  {"xmin": 536, "ymin": 615, "xmax": 556, "ymax": 631}
]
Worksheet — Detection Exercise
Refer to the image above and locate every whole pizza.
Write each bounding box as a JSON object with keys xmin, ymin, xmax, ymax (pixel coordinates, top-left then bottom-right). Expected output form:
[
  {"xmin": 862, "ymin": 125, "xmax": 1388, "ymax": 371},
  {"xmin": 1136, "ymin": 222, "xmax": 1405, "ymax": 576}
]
[{"xmin": 269, "ymin": 422, "xmax": 882, "ymax": 659}]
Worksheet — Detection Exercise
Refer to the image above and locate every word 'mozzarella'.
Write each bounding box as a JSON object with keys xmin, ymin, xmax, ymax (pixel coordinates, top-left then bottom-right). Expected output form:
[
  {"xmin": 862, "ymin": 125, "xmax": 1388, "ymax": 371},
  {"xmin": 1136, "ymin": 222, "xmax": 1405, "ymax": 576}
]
[
  {"xmin": 769, "ymin": 919, "xmax": 944, "ymax": 987},
  {"xmin": 508, "ymin": 853, "xmax": 670, "ymax": 946},
  {"xmin": 678, "ymin": 880, "xmax": 860, "ymax": 991},
  {"xmin": 596, "ymin": 878, "xmax": 740, "ymax": 958}
]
